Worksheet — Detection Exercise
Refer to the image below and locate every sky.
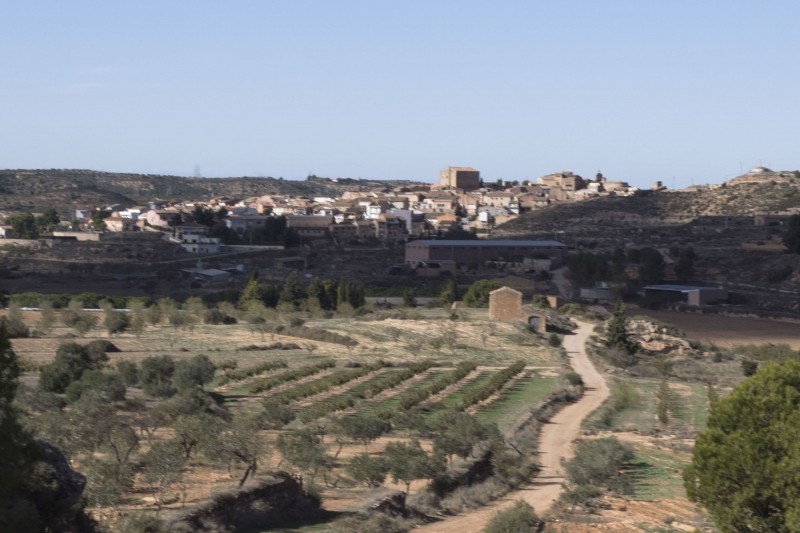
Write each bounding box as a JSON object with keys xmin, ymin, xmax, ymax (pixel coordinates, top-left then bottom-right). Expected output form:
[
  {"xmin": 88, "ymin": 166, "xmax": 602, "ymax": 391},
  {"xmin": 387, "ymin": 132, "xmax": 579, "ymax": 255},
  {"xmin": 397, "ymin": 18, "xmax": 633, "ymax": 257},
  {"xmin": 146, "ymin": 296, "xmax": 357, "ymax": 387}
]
[{"xmin": 2, "ymin": 1, "xmax": 799, "ymax": 189}]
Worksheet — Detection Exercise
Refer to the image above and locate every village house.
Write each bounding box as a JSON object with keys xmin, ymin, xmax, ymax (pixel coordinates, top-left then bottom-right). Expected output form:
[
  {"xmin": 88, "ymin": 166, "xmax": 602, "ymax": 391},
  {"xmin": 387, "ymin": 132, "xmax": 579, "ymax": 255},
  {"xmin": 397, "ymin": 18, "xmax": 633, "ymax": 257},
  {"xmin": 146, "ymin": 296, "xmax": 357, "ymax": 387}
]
[
  {"xmin": 104, "ymin": 213, "xmax": 136, "ymax": 232},
  {"xmin": 386, "ymin": 196, "xmax": 410, "ymax": 210},
  {"xmin": 481, "ymin": 191, "xmax": 516, "ymax": 208},
  {"xmin": 374, "ymin": 213, "xmax": 409, "ymax": 242},
  {"xmin": 224, "ymin": 214, "xmax": 268, "ymax": 233},
  {"xmin": 422, "ymin": 196, "xmax": 457, "ymax": 214},
  {"xmin": 329, "ymin": 222, "xmax": 359, "ymax": 243},
  {"xmin": 285, "ymin": 215, "xmax": 334, "ymax": 239},
  {"xmin": 118, "ymin": 207, "xmax": 143, "ymax": 220},
  {"xmin": 145, "ymin": 209, "xmax": 182, "ymax": 228},
  {"xmin": 517, "ymin": 190, "xmax": 550, "ymax": 211}
]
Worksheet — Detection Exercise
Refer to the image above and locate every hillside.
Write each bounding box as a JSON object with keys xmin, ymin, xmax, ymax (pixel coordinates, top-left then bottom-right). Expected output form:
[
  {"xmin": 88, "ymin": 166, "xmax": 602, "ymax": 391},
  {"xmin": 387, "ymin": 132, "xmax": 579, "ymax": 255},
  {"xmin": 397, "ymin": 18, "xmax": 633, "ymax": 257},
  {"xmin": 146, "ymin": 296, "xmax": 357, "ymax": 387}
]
[
  {"xmin": 496, "ymin": 178, "xmax": 800, "ymax": 316},
  {"xmin": 497, "ymin": 180, "xmax": 800, "ymax": 238},
  {"xmin": 0, "ymin": 169, "xmax": 424, "ymax": 212}
]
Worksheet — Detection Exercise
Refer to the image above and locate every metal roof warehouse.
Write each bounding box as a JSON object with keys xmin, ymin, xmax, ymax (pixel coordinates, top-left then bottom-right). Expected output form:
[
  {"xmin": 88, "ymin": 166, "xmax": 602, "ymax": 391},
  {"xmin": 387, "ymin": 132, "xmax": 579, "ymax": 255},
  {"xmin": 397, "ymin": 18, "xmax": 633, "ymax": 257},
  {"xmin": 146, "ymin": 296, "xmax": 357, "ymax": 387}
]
[{"xmin": 405, "ymin": 239, "xmax": 567, "ymax": 264}]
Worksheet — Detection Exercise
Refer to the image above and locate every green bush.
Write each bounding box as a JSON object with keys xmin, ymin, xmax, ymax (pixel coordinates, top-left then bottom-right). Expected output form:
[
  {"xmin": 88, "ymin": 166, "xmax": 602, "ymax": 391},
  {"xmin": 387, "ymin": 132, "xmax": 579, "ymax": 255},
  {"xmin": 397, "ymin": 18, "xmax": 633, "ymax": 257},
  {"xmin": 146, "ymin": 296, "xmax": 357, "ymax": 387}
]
[
  {"xmin": 463, "ymin": 280, "xmax": 503, "ymax": 308},
  {"xmin": 64, "ymin": 370, "xmax": 126, "ymax": 403},
  {"xmin": 565, "ymin": 371, "xmax": 583, "ymax": 387},
  {"xmin": 559, "ymin": 484, "xmax": 603, "ymax": 505},
  {"xmin": 116, "ymin": 360, "xmax": 139, "ymax": 386},
  {"xmin": 741, "ymin": 359, "xmax": 759, "ymax": 377},
  {"xmin": 563, "ymin": 437, "xmax": 634, "ymax": 493},
  {"xmin": 140, "ymin": 355, "xmax": 177, "ymax": 398},
  {"xmin": 483, "ymin": 500, "xmax": 540, "ymax": 533},
  {"xmin": 39, "ymin": 342, "xmax": 104, "ymax": 393},
  {"xmin": 173, "ymin": 354, "xmax": 215, "ymax": 391},
  {"xmin": 0, "ymin": 316, "xmax": 29, "ymax": 338}
]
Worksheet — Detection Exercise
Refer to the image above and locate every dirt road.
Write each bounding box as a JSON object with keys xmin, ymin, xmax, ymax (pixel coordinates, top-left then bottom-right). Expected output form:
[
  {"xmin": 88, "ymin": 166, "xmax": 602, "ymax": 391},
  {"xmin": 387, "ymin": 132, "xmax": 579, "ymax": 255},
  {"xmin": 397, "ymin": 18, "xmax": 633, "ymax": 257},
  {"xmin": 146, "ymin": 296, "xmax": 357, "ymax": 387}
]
[{"xmin": 416, "ymin": 320, "xmax": 608, "ymax": 532}]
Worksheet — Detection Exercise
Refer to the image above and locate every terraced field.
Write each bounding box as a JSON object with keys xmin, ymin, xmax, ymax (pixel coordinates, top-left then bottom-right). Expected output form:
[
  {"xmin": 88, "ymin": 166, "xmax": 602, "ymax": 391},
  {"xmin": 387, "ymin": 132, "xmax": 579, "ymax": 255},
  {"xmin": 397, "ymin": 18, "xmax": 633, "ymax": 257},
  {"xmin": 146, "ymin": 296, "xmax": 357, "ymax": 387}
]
[
  {"xmin": 9, "ymin": 306, "xmax": 572, "ymax": 531},
  {"xmin": 476, "ymin": 372, "xmax": 559, "ymax": 432}
]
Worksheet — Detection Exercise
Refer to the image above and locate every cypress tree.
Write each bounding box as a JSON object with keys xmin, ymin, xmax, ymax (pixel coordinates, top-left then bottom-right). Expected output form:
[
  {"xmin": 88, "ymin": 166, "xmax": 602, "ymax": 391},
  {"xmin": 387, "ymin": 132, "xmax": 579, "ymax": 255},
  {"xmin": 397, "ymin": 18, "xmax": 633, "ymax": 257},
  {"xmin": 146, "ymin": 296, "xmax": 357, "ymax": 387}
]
[{"xmin": 606, "ymin": 300, "xmax": 636, "ymax": 354}]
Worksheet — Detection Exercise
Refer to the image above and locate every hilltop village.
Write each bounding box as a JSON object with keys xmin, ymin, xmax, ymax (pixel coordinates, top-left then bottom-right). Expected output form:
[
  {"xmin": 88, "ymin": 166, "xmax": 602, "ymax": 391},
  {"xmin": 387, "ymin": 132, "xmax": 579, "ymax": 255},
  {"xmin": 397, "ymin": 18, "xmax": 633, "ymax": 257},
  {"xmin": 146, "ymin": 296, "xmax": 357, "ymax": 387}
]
[{"xmin": 0, "ymin": 167, "xmax": 639, "ymax": 252}]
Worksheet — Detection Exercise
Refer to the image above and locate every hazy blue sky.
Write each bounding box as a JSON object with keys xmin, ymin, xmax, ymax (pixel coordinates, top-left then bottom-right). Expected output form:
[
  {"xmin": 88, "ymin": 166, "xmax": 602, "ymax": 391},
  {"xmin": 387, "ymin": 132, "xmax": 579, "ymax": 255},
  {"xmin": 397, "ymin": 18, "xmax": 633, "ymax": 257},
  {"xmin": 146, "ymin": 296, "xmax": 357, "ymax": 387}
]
[{"xmin": 3, "ymin": 1, "xmax": 798, "ymax": 188}]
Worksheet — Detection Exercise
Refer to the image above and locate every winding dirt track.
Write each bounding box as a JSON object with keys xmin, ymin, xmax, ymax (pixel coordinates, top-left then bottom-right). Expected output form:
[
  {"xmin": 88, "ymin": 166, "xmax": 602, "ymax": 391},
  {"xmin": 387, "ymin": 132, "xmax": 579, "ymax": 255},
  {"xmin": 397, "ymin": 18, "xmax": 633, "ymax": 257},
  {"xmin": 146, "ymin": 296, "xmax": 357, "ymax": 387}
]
[{"xmin": 416, "ymin": 320, "xmax": 608, "ymax": 532}]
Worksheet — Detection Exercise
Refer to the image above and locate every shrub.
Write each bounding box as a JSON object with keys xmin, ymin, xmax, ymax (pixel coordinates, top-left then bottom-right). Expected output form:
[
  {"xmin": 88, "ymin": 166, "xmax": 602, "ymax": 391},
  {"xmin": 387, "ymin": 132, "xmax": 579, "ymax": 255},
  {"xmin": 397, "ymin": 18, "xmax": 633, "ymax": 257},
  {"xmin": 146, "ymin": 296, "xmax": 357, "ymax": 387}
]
[
  {"xmin": 0, "ymin": 316, "xmax": 29, "ymax": 338},
  {"xmin": 741, "ymin": 359, "xmax": 759, "ymax": 377},
  {"xmin": 601, "ymin": 346, "xmax": 638, "ymax": 368},
  {"xmin": 563, "ymin": 437, "xmax": 634, "ymax": 493},
  {"xmin": 39, "ymin": 342, "xmax": 101, "ymax": 393},
  {"xmin": 483, "ymin": 500, "xmax": 540, "ymax": 533},
  {"xmin": 203, "ymin": 308, "xmax": 237, "ymax": 325},
  {"xmin": 565, "ymin": 371, "xmax": 583, "ymax": 387},
  {"xmin": 173, "ymin": 354, "xmax": 215, "ymax": 391},
  {"xmin": 64, "ymin": 370, "xmax": 126, "ymax": 403},
  {"xmin": 260, "ymin": 401, "xmax": 296, "ymax": 428},
  {"xmin": 559, "ymin": 484, "xmax": 604, "ymax": 505},
  {"xmin": 140, "ymin": 355, "xmax": 177, "ymax": 398},
  {"xmin": 86, "ymin": 340, "xmax": 119, "ymax": 363},
  {"xmin": 463, "ymin": 280, "xmax": 503, "ymax": 308},
  {"xmin": 116, "ymin": 360, "xmax": 139, "ymax": 386}
]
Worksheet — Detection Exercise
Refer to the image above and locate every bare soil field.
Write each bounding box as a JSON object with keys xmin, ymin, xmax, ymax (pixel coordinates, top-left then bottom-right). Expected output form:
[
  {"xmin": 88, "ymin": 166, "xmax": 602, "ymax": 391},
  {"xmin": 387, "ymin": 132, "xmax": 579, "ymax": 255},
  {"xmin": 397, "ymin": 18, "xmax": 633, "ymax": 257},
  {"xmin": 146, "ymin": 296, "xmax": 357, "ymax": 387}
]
[{"xmin": 631, "ymin": 308, "xmax": 800, "ymax": 349}]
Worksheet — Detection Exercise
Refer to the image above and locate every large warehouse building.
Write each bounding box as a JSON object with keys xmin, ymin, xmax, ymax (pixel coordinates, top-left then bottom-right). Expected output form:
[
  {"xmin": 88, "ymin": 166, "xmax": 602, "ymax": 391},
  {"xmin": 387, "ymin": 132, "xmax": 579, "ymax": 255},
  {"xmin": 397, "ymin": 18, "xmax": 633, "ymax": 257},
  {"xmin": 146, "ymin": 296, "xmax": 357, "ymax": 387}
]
[
  {"xmin": 405, "ymin": 239, "xmax": 568, "ymax": 265},
  {"xmin": 643, "ymin": 284, "xmax": 729, "ymax": 306}
]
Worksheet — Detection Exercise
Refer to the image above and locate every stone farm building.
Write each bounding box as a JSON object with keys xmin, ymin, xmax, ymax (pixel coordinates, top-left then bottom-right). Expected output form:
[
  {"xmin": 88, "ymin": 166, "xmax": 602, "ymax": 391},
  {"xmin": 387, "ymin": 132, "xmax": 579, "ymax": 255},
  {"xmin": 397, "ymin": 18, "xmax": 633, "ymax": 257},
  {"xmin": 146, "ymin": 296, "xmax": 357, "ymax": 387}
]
[{"xmin": 405, "ymin": 239, "xmax": 567, "ymax": 266}]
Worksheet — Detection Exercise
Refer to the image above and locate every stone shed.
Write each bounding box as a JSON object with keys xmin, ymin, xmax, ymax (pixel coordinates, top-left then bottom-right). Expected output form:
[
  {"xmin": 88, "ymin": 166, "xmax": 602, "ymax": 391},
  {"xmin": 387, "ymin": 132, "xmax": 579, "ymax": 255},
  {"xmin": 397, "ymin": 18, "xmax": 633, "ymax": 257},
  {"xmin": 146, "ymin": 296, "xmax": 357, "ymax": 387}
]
[
  {"xmin": 489, "ymin": 286, "xmax": 548, "ymax": 333},
  {"xmin": 489, "ymin": 286, "xmax": 524, "ymax": 321}
]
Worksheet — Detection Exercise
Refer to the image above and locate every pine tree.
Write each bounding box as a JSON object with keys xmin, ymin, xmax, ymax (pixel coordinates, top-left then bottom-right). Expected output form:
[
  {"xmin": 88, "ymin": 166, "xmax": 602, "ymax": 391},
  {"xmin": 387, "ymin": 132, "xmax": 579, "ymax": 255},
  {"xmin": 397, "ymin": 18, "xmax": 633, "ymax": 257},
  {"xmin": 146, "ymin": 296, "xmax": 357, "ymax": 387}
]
[
  {"xmin": 439, "ymin": 278, "xmax": 458, "ymax": 306},
  {"xmin": 402, "ymin": 288, "xmax": 416, "ymax": 308},
  {"xmin": 239, "ymin": 272, "xmax": 264, "ymax": 308},
  {"xmin": 606, "ymin": 300, "xmax": 636, "ymax": 354},
  {"xmin": 279, "ymin": 271, "xmax": 305, "ymax": 309},
  {"xmin": 322, "ymin": 279, "xmax": 338, "ymax": 311},
  {"xmin": 348, "ymin": 284, "xmax": 365, "ymax": 309},
  {"xmin": 337, "ymin": 280, "xmax": 349, "ymax": 308},
  {"xmin": 306, "ymin": 277, "xmax": 323, "ymax": 311},
  {"xmin": 656, "ymin": 379, "xmax": 671, "ymax": 424}
]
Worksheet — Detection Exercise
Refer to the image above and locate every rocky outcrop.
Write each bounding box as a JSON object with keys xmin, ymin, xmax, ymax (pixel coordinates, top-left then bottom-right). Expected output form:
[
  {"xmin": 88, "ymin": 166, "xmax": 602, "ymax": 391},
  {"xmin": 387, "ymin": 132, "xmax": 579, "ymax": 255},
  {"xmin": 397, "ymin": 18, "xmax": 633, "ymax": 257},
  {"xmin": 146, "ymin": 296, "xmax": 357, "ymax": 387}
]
[
  {"xmin": 365, "ymin": 489, "xmax": 408, "ymax": 517},
  {"xmin": 627, "ymin": 319, "xmax": 692, "ymax": 354},
  {"xmin": 168, "ymin": 471, "xmax": 321, "ymax": 532}
]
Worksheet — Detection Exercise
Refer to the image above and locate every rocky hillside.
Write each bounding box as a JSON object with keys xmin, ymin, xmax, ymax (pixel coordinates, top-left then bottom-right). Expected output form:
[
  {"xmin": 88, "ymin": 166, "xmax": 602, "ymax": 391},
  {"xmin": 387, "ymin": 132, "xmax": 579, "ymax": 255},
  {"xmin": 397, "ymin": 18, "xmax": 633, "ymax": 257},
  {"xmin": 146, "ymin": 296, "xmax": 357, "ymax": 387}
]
[
  {"xmin": 0, "ymin": 169, "xmax": 423, "ymax": 213},
  {"xmin": 497, "ymin": 179, "xmax": 800, "ymax": 238}
]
